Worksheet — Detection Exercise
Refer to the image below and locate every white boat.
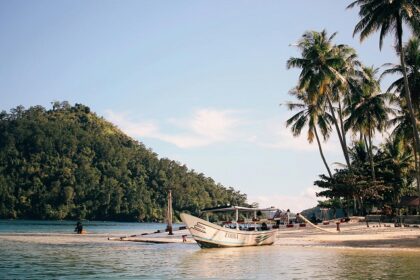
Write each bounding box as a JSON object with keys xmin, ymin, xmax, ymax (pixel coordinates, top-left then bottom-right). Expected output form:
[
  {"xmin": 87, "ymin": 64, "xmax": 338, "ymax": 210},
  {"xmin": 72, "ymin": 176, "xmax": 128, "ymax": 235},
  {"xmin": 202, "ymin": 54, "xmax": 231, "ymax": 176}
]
[{"xmin": 180, "ymin": 206, "xmax": 279, "ymax": 248}]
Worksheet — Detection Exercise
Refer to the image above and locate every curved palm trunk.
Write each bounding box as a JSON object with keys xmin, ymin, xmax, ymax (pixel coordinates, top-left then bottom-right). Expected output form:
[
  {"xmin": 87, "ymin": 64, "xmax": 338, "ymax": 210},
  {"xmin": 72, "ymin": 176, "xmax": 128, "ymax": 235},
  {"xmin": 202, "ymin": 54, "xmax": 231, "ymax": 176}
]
[
  {"xmin": 314, "ymin": 126, "xmax": 333, "ymax": 178},
  {"xmin": 326, "ymin": 95, "xmax": 352, "ymax": 169},
  {"xmin": 414, "ymin": 143, "xmax": 420, "ymax": 194},
  {"xmin": 367, "ymin": 127, "xmax": 376, "ymax": 184},
  {"xmin": 397, "ymin": 20, "xmax": 420, "ymax": 194},
  {"xmin": 353, "ymin": 195, "xmax": 357, "ymax": 215},
  {"xmin": 363, "ymin": 134, "xmax": 369, "ymax": 152},
  {"xmin": 338, "ymin": 98, "xmax": 349, "ymax": 157}
]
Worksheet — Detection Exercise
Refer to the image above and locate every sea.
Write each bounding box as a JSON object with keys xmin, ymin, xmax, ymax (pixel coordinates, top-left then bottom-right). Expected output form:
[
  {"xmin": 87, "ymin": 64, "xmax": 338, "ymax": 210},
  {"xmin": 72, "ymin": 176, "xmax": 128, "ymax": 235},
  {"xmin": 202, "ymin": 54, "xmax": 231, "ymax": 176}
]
[{"xmin": 0, "ymin": 220, "xmax": 419, "ymax": 279}]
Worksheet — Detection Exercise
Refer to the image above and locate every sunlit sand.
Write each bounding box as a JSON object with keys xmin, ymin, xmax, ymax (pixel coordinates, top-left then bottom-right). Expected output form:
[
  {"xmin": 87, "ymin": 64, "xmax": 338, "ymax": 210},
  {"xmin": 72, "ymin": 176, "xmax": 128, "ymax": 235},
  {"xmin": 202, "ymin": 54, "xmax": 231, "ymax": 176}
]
[{"xmin": 2, "ymin": 220, "xmax": 419, "ymax": 251}]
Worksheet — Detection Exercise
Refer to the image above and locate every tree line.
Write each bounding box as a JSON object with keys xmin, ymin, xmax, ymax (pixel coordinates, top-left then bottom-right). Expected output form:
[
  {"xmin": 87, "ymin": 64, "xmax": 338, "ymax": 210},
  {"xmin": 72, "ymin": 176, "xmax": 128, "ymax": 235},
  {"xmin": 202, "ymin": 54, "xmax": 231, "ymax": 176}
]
[
  {"xmin": 285, "ymin": 1, "xmax": 419, "ymax": 215},
  {"xmin": 0, "ymin": 102, "xmax": 247, "ymax": 221}
]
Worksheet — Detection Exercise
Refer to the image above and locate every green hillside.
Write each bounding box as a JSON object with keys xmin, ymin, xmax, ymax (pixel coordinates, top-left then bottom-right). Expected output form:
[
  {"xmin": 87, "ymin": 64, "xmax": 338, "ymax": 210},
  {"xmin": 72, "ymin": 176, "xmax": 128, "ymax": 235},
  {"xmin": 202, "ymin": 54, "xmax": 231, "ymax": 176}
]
[{"xmin": 0, "ymin": 102, "xmax": 247, "ymax": 221}]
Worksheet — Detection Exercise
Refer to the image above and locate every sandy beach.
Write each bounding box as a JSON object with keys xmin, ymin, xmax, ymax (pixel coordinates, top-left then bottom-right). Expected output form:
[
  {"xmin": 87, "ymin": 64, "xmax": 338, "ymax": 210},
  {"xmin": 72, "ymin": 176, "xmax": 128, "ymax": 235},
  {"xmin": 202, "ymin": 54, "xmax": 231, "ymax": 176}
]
[
  {"xmin": 1, "ymin": 220, "xmax": 419, "ymax": 251},
  {"xmin": 276, "ymin": 222, "xmax": 420, "ymax": 251}
]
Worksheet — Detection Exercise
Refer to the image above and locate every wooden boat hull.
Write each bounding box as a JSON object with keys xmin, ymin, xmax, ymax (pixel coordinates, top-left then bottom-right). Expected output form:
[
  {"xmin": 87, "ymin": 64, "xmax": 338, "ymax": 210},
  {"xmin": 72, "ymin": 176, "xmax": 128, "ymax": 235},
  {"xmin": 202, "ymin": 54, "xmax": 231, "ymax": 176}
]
[{"xmin": 180, "ymin": 213, "xmax": 276, "ymax": 248}]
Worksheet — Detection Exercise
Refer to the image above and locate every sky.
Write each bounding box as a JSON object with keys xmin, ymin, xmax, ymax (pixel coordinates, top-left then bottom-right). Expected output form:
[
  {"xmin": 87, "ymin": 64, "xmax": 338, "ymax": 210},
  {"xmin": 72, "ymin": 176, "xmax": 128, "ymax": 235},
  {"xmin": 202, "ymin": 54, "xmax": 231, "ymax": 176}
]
[{"xmin": 0, "ymin": 0, "xmax": 413, "ymax": 212}]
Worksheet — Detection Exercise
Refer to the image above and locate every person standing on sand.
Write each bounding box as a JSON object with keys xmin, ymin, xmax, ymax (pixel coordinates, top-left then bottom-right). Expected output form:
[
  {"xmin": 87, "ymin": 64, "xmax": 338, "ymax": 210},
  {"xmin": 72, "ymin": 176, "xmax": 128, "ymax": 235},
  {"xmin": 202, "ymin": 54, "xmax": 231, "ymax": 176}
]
[{"xmin": 74, "ymin": 221, "xmax": 83, "ymax": 234}]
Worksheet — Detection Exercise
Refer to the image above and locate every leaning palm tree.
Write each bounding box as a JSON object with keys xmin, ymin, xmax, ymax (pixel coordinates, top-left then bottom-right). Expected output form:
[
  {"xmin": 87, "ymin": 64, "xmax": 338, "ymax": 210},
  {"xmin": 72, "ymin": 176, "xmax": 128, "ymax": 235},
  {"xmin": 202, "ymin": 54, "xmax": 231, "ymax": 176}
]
[
  {"xmin": 331, "ymin": 45, "xmax": 363, "ymax": 163},
  {"xmin": 348, "ymin": 0, "xmax": 420, "ymax": 191},
  {"xmin": 285, "ymin": 89, "xmax": 333, "ymax": 178},
  {"xmin": 287, "ymin": 30, "xmax": 355, "ymax": 169},
  {"xmin": 345, "ymin": 67, "xmax": 393, "ymax": 183}
]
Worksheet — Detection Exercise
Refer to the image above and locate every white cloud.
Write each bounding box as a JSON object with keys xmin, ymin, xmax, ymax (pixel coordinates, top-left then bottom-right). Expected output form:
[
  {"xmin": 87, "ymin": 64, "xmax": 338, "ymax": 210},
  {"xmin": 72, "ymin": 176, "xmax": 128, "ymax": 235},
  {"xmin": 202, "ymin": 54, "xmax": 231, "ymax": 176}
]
[
  {"xmin": 190, "ymin": 109, "xmax": 241, "ymax": 140},
  {"xmin": 105, "ymin": 108, "xmax": 244, "ymax": 148},
  {"xmin": 106, "ymin": 109, "xmax": 345, "ymax": 153},
  {"xmin": 248, "ymin": 186, "xmax": 325, "ymax": 213},
  {"xmin": 252, "ymin": 118, "xmax": 341, "ymax": 153}
]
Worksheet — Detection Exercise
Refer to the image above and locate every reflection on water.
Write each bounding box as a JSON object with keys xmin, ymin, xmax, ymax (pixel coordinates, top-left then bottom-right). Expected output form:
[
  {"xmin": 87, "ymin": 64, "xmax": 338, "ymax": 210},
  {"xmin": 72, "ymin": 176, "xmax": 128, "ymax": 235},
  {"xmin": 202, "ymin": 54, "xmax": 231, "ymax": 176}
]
[
  {"xmin": 180, "ymin": 246, "xmax": 420, "ymax": 280},
  {"xmin": 1, "ymin": 220, "xmax": 420, "ymax": 279}
]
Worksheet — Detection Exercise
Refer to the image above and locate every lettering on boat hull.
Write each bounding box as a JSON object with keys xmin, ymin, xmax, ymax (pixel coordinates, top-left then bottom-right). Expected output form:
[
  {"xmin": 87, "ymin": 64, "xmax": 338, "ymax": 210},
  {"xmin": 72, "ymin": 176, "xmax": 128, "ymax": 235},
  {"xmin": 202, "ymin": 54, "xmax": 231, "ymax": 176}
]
[
  {"xmin": 192, "ymin": 223, "xmax": 207, "ymax": 234},
  {"xmin": 225, "ymin": 232, "xmax": 238, "ymax": 239}
]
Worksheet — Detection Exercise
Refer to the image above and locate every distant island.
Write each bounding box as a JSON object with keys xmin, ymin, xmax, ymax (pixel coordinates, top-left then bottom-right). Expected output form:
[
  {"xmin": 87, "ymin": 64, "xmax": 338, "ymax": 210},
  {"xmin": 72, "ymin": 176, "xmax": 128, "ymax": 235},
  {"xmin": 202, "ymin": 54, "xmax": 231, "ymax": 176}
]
[{"xmin": 0, "ymin": 102, "xmax": 247, "ymax": 221}]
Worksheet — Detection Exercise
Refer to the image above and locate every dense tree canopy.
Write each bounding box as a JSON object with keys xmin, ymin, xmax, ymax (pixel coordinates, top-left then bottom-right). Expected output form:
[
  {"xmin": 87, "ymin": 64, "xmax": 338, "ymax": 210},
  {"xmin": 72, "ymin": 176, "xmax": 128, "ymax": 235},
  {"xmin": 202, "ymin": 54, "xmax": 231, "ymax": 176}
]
[
  {"xmin": 286, "ymin": 29, "xmax": 419, "ymax": 216},
  {"xmin": 0, "ymin": 102, "xmax": 247, "ymax": 221}
]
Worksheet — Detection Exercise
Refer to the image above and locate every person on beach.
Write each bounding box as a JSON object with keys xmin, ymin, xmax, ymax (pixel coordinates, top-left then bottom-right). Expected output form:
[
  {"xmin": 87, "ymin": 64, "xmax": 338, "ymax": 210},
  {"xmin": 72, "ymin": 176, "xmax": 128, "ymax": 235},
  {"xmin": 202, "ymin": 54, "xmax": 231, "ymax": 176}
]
[
  {"xmin": 310, "ymin": 213, "xmax": 317, "ymax": 225},
  {"xmin": 74, "ymin": 221, "xmax": 83, "ymax": 234},
  {"xmin": 261, "ymin": 222, "xmax": 268, "ymax": 231}
]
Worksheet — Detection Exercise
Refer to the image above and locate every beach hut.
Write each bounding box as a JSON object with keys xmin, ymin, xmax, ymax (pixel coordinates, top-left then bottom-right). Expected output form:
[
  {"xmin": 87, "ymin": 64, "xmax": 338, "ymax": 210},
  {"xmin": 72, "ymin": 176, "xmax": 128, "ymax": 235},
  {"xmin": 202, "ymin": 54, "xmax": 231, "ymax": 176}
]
[{"xmin": 399, "ymin": 196, "xmax": 419, "ymax": 215}]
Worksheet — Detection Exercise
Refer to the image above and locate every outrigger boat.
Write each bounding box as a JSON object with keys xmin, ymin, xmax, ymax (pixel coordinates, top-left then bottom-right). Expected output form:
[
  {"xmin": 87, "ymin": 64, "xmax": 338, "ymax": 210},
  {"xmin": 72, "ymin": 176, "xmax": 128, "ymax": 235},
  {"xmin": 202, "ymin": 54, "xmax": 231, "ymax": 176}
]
[{"xmin": 181, "ymin": 206, "xmax": 282, "ymax": 248}]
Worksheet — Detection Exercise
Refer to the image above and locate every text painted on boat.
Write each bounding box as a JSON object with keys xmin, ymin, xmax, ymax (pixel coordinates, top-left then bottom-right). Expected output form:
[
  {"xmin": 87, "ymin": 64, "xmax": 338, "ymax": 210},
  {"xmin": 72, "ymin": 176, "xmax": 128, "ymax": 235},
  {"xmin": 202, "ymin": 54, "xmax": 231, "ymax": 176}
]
[
  {"xmin": 192, "ymin": 223, "xmax": 206, "ymax": 234},
  {"xmin": 225, "ymin": 232, "xmax": 238, "ymax": 239}
]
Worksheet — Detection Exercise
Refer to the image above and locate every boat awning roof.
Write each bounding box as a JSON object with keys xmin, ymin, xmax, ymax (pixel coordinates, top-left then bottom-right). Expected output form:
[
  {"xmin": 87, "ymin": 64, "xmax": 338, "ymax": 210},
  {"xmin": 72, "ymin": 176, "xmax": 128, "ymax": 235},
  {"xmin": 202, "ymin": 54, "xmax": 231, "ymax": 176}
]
[{"xmin": 201, "ymin": 206, "xmax": 280, "ymax": 213}]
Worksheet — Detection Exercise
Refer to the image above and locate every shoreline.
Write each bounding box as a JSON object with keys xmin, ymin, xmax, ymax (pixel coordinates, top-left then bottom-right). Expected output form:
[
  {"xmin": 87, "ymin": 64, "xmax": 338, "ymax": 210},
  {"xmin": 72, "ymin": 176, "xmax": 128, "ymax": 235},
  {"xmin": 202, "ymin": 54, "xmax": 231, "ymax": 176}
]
[{"xmin": 1, "ymin": 222, "xmax": 420, "ymax": 251}]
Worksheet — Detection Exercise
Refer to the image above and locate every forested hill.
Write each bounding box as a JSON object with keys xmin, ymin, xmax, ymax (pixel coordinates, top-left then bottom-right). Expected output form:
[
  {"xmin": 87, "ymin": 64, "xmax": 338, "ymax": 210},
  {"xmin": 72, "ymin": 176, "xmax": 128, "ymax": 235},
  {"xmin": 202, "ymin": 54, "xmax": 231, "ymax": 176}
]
[{"xmin": 0, "ymin": 102, "xmax": 247, "ymax": 221}]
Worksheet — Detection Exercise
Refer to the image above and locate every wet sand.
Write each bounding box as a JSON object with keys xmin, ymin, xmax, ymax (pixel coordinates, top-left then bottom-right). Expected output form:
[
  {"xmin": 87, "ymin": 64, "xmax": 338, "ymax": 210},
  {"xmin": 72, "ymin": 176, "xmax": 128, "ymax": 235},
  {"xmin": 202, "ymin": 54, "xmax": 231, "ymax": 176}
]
[{"xmin": 1, "ymin": 221, "xmax": 419, "ymax": 251}]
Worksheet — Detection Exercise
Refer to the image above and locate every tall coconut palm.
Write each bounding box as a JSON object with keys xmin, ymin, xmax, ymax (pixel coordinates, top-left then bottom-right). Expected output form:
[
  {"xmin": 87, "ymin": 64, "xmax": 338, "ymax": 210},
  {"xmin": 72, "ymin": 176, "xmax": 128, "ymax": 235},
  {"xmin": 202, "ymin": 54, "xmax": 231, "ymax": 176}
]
[
  {"xmin": 345, "ymin": 67, "xmax": 393, "ymax": 183},
  {"xmin": 389, "ymin": 99, "xmax": 415, "ymax": 144},
  {"xmin": 388, "ymin": 96, "xmax": 420, "ymax": 191},
  {"xmin": 285, "ymin": 89, "xmax": 333, "ymax": 178},
  {"xmin": 348, "ymin": 0, "xmax": 420, "ymax": 193},
  {"xmin": 287, "ymin": 30, "xmax": 354, "ymax": 169},
  {"xmin": 382, "ymin": 37, "xmax": 420, "ymax": 111},
  {"xmin": 382, "ymin": 37, "xmax": 420, "ymax": 190},
  {"xmin": 331, "ymin": 45, "xmax": 363, "ymax": 162}
]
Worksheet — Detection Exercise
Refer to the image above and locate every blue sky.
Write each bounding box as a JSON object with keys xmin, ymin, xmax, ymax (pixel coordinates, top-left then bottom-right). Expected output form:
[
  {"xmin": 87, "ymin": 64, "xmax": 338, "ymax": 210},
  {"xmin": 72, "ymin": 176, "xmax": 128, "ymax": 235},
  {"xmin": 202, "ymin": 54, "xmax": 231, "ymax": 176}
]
[{"xmin": 0, "ymin": 1, "xmax": 413, "ymax": 211}]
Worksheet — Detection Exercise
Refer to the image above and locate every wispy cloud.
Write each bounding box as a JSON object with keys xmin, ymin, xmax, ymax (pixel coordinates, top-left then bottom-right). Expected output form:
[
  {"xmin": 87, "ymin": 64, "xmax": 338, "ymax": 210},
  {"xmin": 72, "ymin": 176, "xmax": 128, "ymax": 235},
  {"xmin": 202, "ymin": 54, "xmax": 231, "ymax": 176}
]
[
  {"xmin": 106, "ymin": 109, "xmax": 344, "ymax": 153},
  {"xmin": 251, "ymin": 118, "xmax": 341, "ymax": 153},
  {"xmin": 248, "ymin": 186, "xmax": 324, "ymax": 213},
  {"xmin": 105, "ymin": 108, "xmax": 244, "ymax": 148}
]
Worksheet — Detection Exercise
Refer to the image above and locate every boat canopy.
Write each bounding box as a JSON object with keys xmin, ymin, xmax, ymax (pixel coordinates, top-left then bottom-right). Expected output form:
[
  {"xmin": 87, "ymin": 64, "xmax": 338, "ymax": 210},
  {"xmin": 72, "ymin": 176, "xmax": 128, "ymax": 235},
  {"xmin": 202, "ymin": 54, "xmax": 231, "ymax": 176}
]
[{"xmin": 201, "ymin": 206, "xmax": 280, "ymax": 213}]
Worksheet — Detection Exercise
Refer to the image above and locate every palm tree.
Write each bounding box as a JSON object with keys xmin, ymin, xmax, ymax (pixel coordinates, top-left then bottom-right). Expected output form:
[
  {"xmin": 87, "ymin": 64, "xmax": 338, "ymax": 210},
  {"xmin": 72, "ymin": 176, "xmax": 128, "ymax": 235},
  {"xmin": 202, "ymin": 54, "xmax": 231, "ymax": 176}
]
[
  {"xmin": 347, "ymin": 140, "xmax": 389, "ymax": 214},
  {"xmin": 287, "ymin": 30, "xmax": 355, "ymax": 169},
  {"xmin": 388, "ymin": 96, "xmax": 420, "ymax": 191},
  {"xmin": 332, "ymin": 45, "xmax": 363, "ymax": 164},
  {"xmin": 383, "ymin": 37, "xmax": 420, "ymax": 191},
  {"xmin": 285, "ymin": 89, "xmax": 333, "ymax": 178},
  {"xmin": 376, "ymin": 136, "xmax": 413, "ymax": 207},
  {"xmin": 382, "ymin": 37, "xmax": 420, "ymax": 111},
  {"xmin": 345, "ymin": 67, "xmax": 393, "ymax": 183},
  {"xmin": 389, "ymin": 99, "xmax": 416, "ymax": 145},
  {"xmin": 348, "ymin": 0, "xmax": 420, "ymax": 193}
]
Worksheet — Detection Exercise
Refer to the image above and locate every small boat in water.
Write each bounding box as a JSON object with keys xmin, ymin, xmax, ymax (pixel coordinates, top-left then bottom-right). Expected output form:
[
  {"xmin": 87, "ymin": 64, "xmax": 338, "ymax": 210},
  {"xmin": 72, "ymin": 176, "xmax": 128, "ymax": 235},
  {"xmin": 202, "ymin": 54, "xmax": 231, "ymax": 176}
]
[{"xmin": 181, "ymin": 206, "xmax": 281, "ymax": 248}]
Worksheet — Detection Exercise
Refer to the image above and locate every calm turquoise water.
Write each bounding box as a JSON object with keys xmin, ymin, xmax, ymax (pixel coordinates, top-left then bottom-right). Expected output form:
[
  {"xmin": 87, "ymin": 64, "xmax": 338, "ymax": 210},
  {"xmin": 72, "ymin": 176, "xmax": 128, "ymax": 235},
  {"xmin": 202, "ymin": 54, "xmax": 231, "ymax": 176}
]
[
  {"xmin": 0, "ymin": 219, "xmax": 170, "ymax": 234},
  {"xmin": 1, "ymin": 220, "xmax": 419, "ymax": 279}
]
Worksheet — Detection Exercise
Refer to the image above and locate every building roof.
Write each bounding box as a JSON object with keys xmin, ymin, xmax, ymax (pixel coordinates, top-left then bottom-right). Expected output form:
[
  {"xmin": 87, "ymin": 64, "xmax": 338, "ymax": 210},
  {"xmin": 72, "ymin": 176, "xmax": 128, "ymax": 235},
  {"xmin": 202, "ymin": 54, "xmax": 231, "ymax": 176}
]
[
  {"xmin": 400, "ymin": 196, "xmax": 420, "ymax": 207},
  {"xmin": 201, "ymin": 206, "xmax": 280, "ymax": 213}
]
